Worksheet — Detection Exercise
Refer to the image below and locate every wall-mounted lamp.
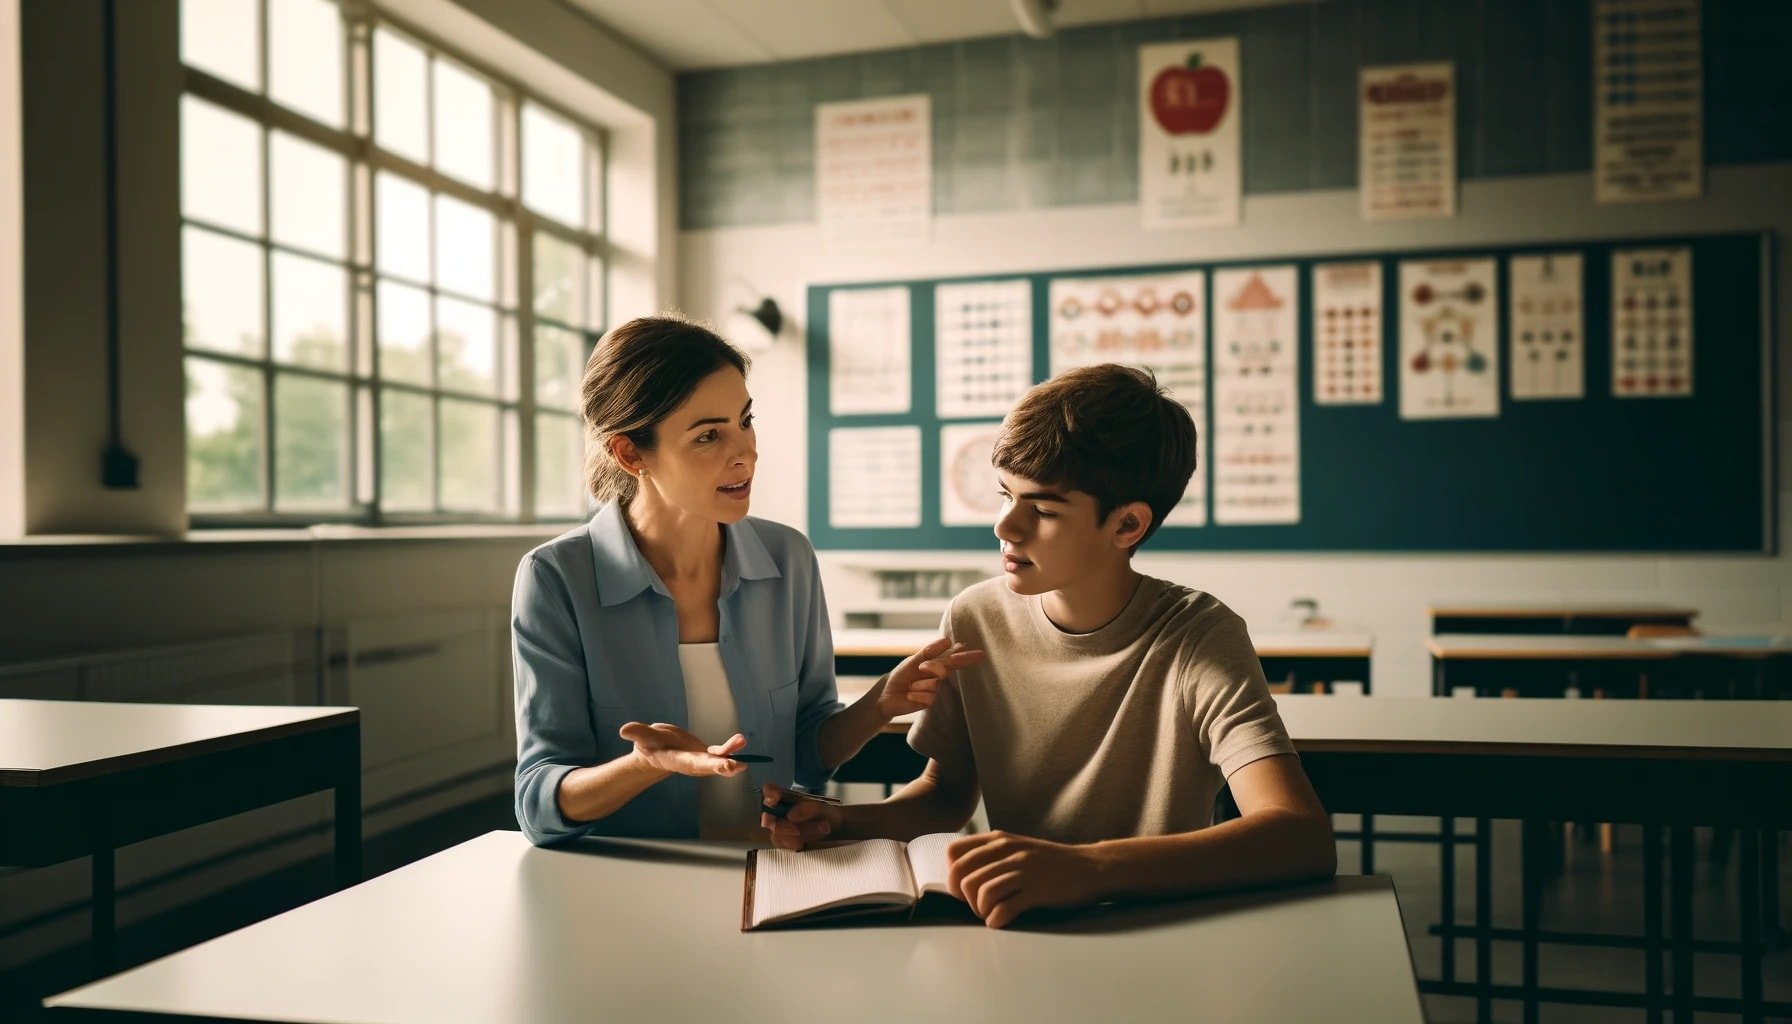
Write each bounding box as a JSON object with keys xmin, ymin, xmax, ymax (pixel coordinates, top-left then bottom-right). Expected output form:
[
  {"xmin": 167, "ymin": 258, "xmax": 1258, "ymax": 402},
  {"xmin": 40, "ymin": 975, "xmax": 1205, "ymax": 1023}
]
[{"xmin": 738, "ymin": 296, "xmax": 784, "ymax": 339}]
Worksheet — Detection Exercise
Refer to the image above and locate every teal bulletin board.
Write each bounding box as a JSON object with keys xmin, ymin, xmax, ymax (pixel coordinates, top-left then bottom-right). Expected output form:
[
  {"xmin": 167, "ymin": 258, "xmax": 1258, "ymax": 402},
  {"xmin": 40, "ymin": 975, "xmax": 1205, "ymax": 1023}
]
[{"xmin": 805, "ymin": 232, "xmax": 1775, "ymax": 553}]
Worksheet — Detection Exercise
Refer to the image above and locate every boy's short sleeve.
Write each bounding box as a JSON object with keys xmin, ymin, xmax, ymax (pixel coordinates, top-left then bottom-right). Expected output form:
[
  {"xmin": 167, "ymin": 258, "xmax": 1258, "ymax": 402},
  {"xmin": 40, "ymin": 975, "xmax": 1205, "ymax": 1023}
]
[
  {"xmin": 906, "ymin": 606, "xmax": 974, "ymax": 772},
  {"xmin": 1181, "ymin": 613, "xmax": 1297, "ymax": 779}
]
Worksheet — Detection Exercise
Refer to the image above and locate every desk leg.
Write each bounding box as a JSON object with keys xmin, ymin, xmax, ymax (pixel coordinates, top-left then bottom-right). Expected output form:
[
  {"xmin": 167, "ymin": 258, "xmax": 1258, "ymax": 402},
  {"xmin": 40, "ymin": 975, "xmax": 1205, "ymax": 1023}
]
[
  {"xmin": 1765, "ymin": 830, "xmax": 1783, "ymax": 947},
  {"xmin": 1441, "ymin": 815, "xmax": 1457, "ymax": 983},
  {"xmin": 1361, "ymin": 814, "xmax": 1375, "ymax": 875},
  {"xmin": 1740, "ymin": 828, "xmax": 1763, "ymax": 1024},
  {"xmin": 1522, "ymin": 819, "xmax": 1540, "ymax": 1024},
  {"xmin": 1645, "ymin": 824, "xmax": 1663, "ymax": 1024},
  {"xmin": 1476, "ymin": 817, "xmax": 1492, "ymax": 1024},
  {"xmin": 335, "ymin": 772, "xmax": 362, "ymax": 889},
  {"xmin": 91, "ymin": 846, "xmax": 115, "ymax": 973},
  {"xmin": 1671, "ymin": 826, "xmax": 1694, "ymax": 1023}
]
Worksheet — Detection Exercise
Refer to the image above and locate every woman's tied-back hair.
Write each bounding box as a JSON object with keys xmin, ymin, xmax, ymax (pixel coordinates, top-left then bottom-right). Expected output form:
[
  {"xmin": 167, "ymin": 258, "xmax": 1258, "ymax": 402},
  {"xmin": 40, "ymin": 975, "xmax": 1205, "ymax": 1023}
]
[
  {"xmin": 990, "ymin": 364, "xmax": 1197, "ymax": 550},
  {"xmin": 579, "ymin": 313, "xmax": 750, "ymax": 503}
]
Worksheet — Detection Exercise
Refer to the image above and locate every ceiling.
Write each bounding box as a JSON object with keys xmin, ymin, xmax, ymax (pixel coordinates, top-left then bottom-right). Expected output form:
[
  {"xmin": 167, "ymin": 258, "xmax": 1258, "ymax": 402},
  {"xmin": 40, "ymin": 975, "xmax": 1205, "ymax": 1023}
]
[{"xmin": 560, "ymin": 0, "xmax": 1314, "ymax": 72}]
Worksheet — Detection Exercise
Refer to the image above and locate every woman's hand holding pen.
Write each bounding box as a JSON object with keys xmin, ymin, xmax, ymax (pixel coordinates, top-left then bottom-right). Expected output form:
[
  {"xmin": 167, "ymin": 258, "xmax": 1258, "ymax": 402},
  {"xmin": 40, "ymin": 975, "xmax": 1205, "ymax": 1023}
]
[
  {"xmin": 618, "ymin": 723, "xmax": 750, "ymax": 778},
  {"xmin": 758, "ymin": 781, "xmax": 842, "ymax": 850},
  {"xmin": 876, "ymin": 638, "xmax": 985, "ymax": 719}
]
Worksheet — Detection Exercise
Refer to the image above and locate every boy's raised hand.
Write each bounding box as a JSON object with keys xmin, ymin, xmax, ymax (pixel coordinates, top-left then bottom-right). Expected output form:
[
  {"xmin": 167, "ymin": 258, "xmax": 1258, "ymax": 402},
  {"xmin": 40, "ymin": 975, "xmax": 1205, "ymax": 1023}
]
[
  {"xmin": 758, "ymin": 782, "xmax": 842, "ymax": 851},
  {"xmin": 946, "ymin": 831, "xmax": 1103, "ymax": 929},
  {"xmin": 618, "ymin": 722, "xmax": 749, "ymax": 778},
  {"xmin": 877, "ymin": 637, "xmax": 985, "ymax": 719}
]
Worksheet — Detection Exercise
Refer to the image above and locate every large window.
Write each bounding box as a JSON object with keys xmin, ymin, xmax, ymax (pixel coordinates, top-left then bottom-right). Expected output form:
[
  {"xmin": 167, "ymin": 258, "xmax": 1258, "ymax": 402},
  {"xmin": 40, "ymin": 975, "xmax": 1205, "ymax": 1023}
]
[{"xmin": 179, "ymin": 0, "xmax": 601, "ymax": 522}]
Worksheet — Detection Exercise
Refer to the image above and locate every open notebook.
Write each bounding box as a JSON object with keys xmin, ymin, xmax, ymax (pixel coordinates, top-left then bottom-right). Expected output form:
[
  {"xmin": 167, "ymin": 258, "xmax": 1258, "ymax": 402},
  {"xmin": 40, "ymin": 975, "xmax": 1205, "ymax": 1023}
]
[{"xmin": 741, "ymin": 834, "xmax": 958, "ymax": 931}]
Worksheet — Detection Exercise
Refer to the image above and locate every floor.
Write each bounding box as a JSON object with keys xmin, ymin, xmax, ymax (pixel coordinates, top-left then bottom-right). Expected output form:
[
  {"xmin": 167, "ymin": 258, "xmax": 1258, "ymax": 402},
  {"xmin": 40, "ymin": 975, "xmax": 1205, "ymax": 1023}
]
[{"xmin": 3, "ymin": 799, "xmax": 1786, "ymax": 1022}]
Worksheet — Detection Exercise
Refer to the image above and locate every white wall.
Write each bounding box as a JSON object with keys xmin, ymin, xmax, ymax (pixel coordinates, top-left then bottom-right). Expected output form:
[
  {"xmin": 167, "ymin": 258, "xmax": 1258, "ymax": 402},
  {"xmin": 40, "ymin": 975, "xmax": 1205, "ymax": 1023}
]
[{"xmin": 679, "ymin": 164, "xmax": 1792, "ymax": 697}]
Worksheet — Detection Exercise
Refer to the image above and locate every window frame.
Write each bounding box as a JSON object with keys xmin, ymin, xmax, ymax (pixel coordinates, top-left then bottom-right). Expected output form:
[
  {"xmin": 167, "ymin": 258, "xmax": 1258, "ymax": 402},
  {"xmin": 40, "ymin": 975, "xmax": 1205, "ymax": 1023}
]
[{"xmin": 180, "ymin": 0, "xmax": 607, "ymax": 527}]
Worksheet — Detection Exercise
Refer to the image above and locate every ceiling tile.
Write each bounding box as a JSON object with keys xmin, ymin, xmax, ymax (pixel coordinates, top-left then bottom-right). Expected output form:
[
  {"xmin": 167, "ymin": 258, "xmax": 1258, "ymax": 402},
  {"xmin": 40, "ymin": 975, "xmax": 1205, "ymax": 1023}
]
[{"xmin": 564, "ymin": 0, "xmax": 774, "ymax": 70}]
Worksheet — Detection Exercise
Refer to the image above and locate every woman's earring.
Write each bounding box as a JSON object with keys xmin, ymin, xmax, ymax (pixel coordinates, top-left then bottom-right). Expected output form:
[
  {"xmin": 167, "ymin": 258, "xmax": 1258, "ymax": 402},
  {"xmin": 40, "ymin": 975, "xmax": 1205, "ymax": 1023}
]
[{"xmin": 637, "ymin": 469, "xmax": 647, "ymax": 479}]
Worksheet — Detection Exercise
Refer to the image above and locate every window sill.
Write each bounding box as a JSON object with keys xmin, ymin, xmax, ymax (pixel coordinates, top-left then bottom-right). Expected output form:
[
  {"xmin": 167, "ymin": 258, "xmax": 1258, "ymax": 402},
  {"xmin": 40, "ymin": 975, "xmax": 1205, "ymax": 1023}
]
[{"xmin": 0, "ymin": 522, "xmax": 581, "ymax": 557}]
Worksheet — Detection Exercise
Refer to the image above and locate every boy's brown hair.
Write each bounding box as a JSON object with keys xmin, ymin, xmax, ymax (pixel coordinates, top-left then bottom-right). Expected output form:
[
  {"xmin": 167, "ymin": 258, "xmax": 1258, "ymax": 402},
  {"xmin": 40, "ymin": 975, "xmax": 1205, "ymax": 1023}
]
[{"xmin": 991, "ymin": 364, "xmax": 1196, "ymax": 549}]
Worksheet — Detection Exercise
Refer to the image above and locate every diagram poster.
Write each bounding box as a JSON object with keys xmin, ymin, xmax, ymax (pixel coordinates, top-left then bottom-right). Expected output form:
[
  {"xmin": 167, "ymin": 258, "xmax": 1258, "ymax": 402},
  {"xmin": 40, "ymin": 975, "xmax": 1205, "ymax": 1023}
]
[
  {"xmin": 1211, "ymin": 266, "xmax": 1299, "ymax": 524},
  {"xmin": 1509, "ymin": 253, "xmax": 1585, "ymax": 400},
  {"xmin": 1048, "ymin": 271, "xmax": 1208, "ymax": 526},
  {"xmin": 939, "ymin": 422, "xmax": 1004, "ymax": 527},
  {"xmin": 1398, "ymin": 258, "xmax": 1499, "ymax": 420}
]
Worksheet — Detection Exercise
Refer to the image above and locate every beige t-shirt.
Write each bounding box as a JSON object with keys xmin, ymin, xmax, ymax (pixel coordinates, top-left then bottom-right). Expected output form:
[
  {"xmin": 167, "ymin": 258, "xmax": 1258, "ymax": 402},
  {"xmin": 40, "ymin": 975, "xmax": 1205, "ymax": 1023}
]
[{"xmin": 908, "ymin": 575, "xmax": 1296, "ymax": 845}]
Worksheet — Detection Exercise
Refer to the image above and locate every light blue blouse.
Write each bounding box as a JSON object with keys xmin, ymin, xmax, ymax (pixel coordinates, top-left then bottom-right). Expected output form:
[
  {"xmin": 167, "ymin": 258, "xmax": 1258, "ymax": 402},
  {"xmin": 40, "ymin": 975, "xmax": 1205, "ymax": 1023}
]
[{"xmin": 511, "ymin": 501, "xmax": 840, "ymax": 846}]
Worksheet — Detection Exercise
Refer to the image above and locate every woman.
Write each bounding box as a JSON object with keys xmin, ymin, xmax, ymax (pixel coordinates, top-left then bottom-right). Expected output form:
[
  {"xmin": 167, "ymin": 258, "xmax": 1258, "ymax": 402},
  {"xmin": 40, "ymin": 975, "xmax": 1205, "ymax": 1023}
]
[{"xmin": 513, "ymin": 315, "xmax": 978, "ymax": 845}]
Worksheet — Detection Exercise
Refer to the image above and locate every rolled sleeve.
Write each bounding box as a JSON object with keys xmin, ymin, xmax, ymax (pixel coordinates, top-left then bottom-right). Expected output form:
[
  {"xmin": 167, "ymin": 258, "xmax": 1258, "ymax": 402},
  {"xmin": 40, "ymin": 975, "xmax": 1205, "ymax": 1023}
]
[
  {"xmin": 791, "ymin": 545, "xmax": 841, "ymax": 791},
  {"xmin": 512, "ymin": 555, "xmax": 599, "ymax": 847}
]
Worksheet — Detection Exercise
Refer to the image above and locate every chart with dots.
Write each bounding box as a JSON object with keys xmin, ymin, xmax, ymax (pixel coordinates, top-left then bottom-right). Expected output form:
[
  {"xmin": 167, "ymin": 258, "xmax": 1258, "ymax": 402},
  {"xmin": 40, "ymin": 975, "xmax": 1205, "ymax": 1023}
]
[
  {"xmin": 1508, "ymin": 253, "xmax": 1585, "ymax": 401},
  {"xmin": 1611, "ymin": 247, "xmax": 1693, "ymax": 398},
  {"xmin": 1312, "ymin": 261, "xmax": 1384, "ymax": 406},
  {"xmin": 1398, "ymin": 258, "xmax": 1499, "ymax": 420},
  {"xmin": 935, "ymin": 280, "xmax": 1033, "ymax": 419},
  {"xmin": 1048, "ymin": 271, "xmax": 1208, "ymax": 526},
  {"xmin": 1212, "ymin": 266, "xmax": 1300, "ymax": 525}
]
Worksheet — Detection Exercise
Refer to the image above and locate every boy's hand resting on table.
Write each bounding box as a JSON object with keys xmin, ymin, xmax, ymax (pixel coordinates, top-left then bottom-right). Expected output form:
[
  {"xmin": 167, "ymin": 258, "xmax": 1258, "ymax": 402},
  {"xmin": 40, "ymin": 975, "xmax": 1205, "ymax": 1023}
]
[
  {"xmin": 876, "ymin": 638, "xmax": 985, "ymax": 719},
  {"xmin": 758, "ymin": 781, "xmax": 842, "ymax": 850},
  {"xmin": 618, "ymin": 723, "xmax": 749, "ymax": 778},
  {"xmin": 948, "ymin": 831, "xmax": 1104, "ymax": 930}
]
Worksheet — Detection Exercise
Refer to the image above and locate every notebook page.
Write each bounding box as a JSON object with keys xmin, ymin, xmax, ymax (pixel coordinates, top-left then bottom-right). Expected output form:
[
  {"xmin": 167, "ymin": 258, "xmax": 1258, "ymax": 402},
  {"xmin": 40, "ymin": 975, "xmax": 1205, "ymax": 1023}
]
[
  {"xmin": 904, "ymin": 833, "xmax": 959, "ymax": 896},
  {"xmin": 752, "ymin": 840, "xmax": 917, "ymax": 928}
]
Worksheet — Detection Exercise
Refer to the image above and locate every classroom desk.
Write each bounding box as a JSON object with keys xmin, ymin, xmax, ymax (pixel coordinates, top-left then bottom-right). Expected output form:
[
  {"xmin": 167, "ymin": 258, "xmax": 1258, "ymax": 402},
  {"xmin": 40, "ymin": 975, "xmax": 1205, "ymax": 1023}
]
[
  {"xmin": 836, "ymin": 627, "xmax": 1374, "ymax": 692},
  {"xmin": 1279, "ymin": 695, "xmax": 1792, "ymax": 1024},
  {"xmin": 1429, "ymin": 603, "xmax": 1699, "ymax": 636},
  {"xmin": 42, "ymin": 830, "xmax": 1427, "ymax": 1024},
  {"xmin": 0, "ymin": 699, "xmax": 361, "ymax": 971},
  {"xmin": 1427, "ymin": 633, "xmax": 1792, "ymax": 697}
]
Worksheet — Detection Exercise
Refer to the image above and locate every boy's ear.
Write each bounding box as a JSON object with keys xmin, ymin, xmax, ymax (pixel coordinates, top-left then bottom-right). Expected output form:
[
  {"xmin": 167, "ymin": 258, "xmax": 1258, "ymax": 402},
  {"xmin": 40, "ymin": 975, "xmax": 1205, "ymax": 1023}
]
[{"xmin": 1109, "ymin": 501, "xmax": 1153, "ymax": 550}]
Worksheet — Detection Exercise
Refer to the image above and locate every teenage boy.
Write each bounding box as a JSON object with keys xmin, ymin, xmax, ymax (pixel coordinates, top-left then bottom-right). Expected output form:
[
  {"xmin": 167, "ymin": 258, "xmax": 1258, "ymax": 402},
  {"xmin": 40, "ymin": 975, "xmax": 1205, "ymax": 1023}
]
[{"xmin": 762, "ymin": 364, "xmax": 1334, "ymax": 928}]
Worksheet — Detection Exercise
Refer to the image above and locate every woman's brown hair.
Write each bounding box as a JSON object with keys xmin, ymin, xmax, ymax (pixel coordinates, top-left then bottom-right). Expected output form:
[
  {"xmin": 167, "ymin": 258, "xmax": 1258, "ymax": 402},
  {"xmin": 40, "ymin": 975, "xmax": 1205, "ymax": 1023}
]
[{"xmin": 580, "ymin": 314, "xmax": 750, "ymax": 503}]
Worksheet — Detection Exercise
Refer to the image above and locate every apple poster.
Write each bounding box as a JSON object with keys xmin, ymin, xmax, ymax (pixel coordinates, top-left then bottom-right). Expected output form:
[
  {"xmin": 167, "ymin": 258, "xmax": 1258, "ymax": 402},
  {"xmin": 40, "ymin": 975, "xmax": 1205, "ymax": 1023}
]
[{"xmin": 1139, "ymin": 38, "xmax": 1241, "ymax": 230}]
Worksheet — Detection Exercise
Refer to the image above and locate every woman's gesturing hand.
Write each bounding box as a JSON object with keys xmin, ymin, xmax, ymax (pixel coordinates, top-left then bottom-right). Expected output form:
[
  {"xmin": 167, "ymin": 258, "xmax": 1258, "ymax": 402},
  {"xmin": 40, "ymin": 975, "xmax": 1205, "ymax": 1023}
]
[
  {"xmin": 618, "ymin": 722, "xmax": 750, "ymax": 778},
  {"xmin": 876, "ymin": 637, "xmax": 985, "ymax": 719}
]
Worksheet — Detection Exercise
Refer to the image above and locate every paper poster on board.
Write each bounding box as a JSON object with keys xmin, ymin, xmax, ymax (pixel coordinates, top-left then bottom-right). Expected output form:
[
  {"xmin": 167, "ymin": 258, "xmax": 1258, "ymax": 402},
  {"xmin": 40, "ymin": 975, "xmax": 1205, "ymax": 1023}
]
[
  {"xmin": 1508, "ymin": 253, "xmax": 1585, "ymax": 400},
  {"xmin": 1139, "ymin": 38, "xmax": 1240, "ymax": 230},
  {"xmin": 1312, "ymin": 261, "xmax": 1384, "ymax": 406},
  {"xmin": 1397, "ymin": 258, "xmax": 1499, "ymax": 419},
  {"xmin": 1360, "ymin": 63, "xmax": 1455, "ymax": 220},
  {"xmin": 816, "ymin": 95, "xmax": 932, "ymax": 246},
  {"xmin": 1211, "ymin": 266, "xmax": 1300, "ymax": 525},
  {"xmin": 1595, "ymin": 0, "xmax": 1702, "ymax": 203},
  {"xmin": 828, "ymin": 286, "xmax": 911, "ymax": 415},
  {"xmin": 829, "ymin": 426, "xmax": 921, "ymax": 528},
  {"xmin": 1048, "ymin": 271, "xmax": 1208, "ymax": 526},
  {"xmin": 934, "ymin": 280, "xmax": 1033, "ymax": 420}
]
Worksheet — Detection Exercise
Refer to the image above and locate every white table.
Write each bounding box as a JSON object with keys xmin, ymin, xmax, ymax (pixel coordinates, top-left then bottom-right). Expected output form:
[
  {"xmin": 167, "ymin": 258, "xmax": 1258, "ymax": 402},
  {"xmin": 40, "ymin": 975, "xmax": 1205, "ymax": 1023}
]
[
  {"xmin": 1278, "ymin": 695, "xmax": 1792, "ymax": 1023},
  {"xmin": 0, "ymin": 700, "xmax": 361, "ymax": 971},
  {"xmin": 44, "ymin": 830, "xmax": 1425, "ymax": 1023}
]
